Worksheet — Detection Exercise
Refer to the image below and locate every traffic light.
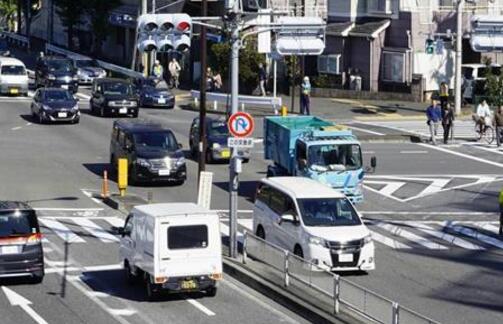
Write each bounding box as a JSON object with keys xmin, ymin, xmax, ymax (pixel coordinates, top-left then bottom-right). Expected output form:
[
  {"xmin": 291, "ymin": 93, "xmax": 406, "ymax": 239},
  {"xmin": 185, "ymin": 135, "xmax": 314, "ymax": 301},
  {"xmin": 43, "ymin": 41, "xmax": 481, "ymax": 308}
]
[
  {"xmin": 425, "ymin": 38, "xmax": 435, "ymax": 54},
  {"xmin": 274, "ymin": 16, "xmax": 326, "ymax": 56},
  {"xmin": 136, "ymin": 14, "xmax": 192, "ymax": 53}
]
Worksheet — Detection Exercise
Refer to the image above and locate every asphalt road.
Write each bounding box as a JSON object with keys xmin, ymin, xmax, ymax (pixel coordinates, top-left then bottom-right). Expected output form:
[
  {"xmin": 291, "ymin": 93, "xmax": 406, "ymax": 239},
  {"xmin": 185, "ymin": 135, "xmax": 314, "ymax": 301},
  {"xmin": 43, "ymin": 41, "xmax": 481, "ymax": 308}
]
[{"xmin": 1, "ymin": 50, "xmax": 503, "ymax": 324}]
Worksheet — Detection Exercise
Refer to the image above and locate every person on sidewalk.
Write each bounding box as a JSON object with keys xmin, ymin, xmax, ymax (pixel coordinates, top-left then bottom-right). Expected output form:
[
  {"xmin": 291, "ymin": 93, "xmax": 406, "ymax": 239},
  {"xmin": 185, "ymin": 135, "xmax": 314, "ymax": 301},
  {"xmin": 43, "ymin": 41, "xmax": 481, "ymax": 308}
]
[
  {"xmin": 426, "ymin": 100, "xmax": 442, "ymax": 145},
  {"xmin": 152, "ymin": 60, "xmax": 164, "ymax": 80},
  {"xmin": 439, "ymin": 81, "xmax": 449, "ymax": 110},
  {"xmin": 300, "ymin": 76, "xmax": 312, "ymax": 115},
  {"xmin": 494, "ymin": 105, "xmax": 503, "ymax": 147},
  {"xmin": 168, "ymin": 58, "xmax": 181, "ymax": 89},
  {"xmin": 499, "ymin": 187, "xmax": 503, "ymax": 235},
  {"xmin": 258, "ymin": 63, "xmax": 267, "ymax": 96},
  {"xmin": 441, "ymin": 102, "xmax": 455, "ymax": 144}
]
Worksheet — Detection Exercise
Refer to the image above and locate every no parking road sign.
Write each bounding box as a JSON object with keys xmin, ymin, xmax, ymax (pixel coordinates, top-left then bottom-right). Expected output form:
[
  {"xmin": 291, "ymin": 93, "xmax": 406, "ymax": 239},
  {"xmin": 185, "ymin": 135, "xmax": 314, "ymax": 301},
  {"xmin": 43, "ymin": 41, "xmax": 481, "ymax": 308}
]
[{"xmin": 228, "ymin": 112, "xmax": 254, "ymax": 138}]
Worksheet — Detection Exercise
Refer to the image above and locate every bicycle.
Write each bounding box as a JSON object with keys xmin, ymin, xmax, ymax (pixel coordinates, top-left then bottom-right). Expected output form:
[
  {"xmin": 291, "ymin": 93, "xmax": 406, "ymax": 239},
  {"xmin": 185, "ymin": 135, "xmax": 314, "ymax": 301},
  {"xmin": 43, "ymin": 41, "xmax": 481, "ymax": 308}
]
[{"xmin": 474, "ymin": 123, "xmax": 495, "ymax": 144}]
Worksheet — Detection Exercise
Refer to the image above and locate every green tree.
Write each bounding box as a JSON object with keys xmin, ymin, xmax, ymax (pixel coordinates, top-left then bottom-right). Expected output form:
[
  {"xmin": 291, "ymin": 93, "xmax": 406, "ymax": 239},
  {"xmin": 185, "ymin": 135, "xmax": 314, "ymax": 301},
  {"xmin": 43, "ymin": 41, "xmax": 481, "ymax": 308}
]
[
  {"xmin": 482, "ymin": 57, "xmax": 503, "ymax": 107},
  {"xmin": 54, "ymin": 0, "xmax": 86, "ymax": 50},
  {"xmin": 85, "ymin": 0, "xmax": 122, "ymax": 56},
  {"xmin": 0, "ymin": 0, "xmax": 18, "ymax": 31}
]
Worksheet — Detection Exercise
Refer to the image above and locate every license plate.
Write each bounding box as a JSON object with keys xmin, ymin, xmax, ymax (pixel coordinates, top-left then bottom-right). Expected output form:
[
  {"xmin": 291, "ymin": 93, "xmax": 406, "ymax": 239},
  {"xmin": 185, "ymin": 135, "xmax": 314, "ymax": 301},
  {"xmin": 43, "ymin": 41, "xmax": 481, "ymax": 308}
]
[
  {"xmin": 221, "ymin": 150, "xmax": 231, "ymax": 158},
  {"xmin": 9, "ymin": 88, "xmax": 19, "ymax": 94},
  {"xmin": 58, "ymin": 112, "xmax": 67, "ymax": 118},
  {"xmin": 119, "ymin": 108, "xmax": 127, "ymax": 114},
  {"xmin": 158, "ymin": 98, "xmax": 166, "ymax": 104},
  {"xmin": 180, "ymin": 280, "xmax": 197, "ymax": 290},
  {"xmin": 158, "ymin": 169, "xmax": 171, "ymax": 176},
  {"xmin": 0, "ymin": 245, "xmax": 20, "ymax": 255},
  {"xmin": 339, "ymin": 254, "xmax": 353, "ymax": 262},
  {"xmin": 61, "ymin": 85, "xmax": 69, "ymax": 90}
]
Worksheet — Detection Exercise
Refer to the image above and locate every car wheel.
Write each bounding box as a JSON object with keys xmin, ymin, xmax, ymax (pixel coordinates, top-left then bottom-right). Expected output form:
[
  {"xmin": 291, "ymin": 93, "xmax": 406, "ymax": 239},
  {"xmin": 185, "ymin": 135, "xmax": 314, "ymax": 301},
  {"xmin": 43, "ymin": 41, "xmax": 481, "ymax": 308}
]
[
  {"xmin": 145, "ymin": 274, "xmax": 159, "ymax": 301},
  {"xmin": 73, "ymin": 118, "xmax": 80, "ymax": 124},
  {"xmin": 206, "ymin": 286, "xmax": 217, "ymax": 297},
  {"xmin": 38, "ymin": 113, "xmax": 44, "ymax": 124},
  {"xmin": 294, "ymin": 245, "xmax": 304, "ymax": 259},
  {"xmin": 256, "ymin": 226, "xmax": 265, "ymax": 240},
  {"xmin": 124, "ymin": 261, "xmax": 136, "ymax": 285},
  {"xmin": 132, "ymin": 111, "xmax": 139, "ymax": 118}
]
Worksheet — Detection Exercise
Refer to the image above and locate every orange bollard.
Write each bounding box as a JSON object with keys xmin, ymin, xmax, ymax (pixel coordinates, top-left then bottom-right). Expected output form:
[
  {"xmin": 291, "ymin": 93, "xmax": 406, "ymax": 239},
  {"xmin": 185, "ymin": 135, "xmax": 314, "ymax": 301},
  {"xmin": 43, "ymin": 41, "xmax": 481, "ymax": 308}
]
[{"xmin": 101, "ymin": 170, "xmax": 109, "ymax": 198}]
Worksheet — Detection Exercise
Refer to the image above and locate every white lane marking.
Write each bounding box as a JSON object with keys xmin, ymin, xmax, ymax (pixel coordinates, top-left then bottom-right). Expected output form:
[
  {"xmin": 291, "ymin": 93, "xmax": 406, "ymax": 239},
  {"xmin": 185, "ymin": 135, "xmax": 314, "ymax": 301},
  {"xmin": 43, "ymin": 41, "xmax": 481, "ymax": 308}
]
[
  {"xmin": 358, "ymin": 121, "xmax": 425, "ymax": 137},
  {"xmin": 81, "ymin": 189, "xmax": 103, "ymax": 205},
  {"xmin": 34, "ymin": 208, "xmax": 103, "ymax": 211},
  {"xmin": 416, "ymin": 178, "xmax": 451, "ymax": 197},
  {"xmin": 345, "ymin": 125, "xmax": 384, "ymax": 136},
  {"xmin": 76, "ymin": 93, "xmax": 91, "ymax": 100},
  {"xmin": 45, "ymin": 267, "xmax": 81, "ymax": 274},
  {"xmin": 82, "ymin": 264, "xmax": 123, "ymax": 272},
  {"xmin": 408, "ymin": 222, "xmax": 485, "ymax": 250},
  {"xmin": 1, "ymin": 286, "xmax": 49, "ymax": 324},
  {"xmin": 447, "ymin": 222, "xmax": 503, "ymax": 249},
  {"xmin": 26, "ymin": 122, "xmax": 32, "ymax": 126},
  {"xmin": 364, "ymin": 180, "xmax": 406, "ymax": 200},
  {"xmin": 71, "ymin": 218, "xmax": 119, "ymax": 243},
  {"xmin": 399, "ymin": 150, "xmax": 428, "ymax": 154},
  {"xmin": 369, "ymin": 230, "xmax": 411, "ymax": 249},
  {"xmin": 108, "ymin": 309, "xmax": 137, "ymax": 316},
  {"xmin": 11, "ymin": 126, "xmax": 22, "ymax": 130},
  {"xmin": 103, "ymin": 217, "xmax": 126, "ymax": 228},
  {"xmin": 362, "ymin": 151, "xmax": 375, "ymax": 154},
  {"xmin": 361, "ymin": 211, "xmax": 499, "ymax": 216},
  {"xmin": 38, "ymin": 218, "xmax": 86, "ymax": 243},
  {"xmin": 374, "ymin": 222, "xmax": 448, "ymax": 250},
  {"xmin": 186, "ymin": 298, "xmax": 216, "ymax": 316},
  {"xmin": 418, "ymin": 143, "xmax": 503, "ymax": 169},
  {"xmin": 470, "ymin": 222, "xmax": 501, "ymax": 235}
]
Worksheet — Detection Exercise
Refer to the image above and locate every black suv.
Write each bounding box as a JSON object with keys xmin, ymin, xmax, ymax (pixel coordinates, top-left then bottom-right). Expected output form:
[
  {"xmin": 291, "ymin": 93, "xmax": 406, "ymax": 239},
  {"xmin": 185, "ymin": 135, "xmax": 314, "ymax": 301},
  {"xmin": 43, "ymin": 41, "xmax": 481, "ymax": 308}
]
[
  {"xmin": 110, "ymin": 120, "xmax": 186, "ymax": 185},
  {"xmin": 35, "ymin": 56, "xmax": 79, "ymax": 93},
  {"xmin": 0, "ymin": 201, "xmax": 44, "ymax": 283},
  {"xmin": 90, "ymin": 78, "xmax": 139, "ymax": 117}
]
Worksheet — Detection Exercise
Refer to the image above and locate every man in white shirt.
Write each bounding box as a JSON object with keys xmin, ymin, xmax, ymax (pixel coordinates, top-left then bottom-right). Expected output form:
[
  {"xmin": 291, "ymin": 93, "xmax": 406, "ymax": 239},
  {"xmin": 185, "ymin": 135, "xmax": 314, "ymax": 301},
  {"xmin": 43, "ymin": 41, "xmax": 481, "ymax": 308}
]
[
  {"xmin": 168, "ymin": 58, "xmax": 181, "ymax": 88},
  {"xmin": 474, "ymin": 99, "xmax": 491, "ymax": 133}
]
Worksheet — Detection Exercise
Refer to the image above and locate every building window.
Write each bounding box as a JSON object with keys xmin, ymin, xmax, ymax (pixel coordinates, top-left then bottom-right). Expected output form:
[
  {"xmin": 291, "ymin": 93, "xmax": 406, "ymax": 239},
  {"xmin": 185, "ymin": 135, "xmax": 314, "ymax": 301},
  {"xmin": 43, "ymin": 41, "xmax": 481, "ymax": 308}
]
[
  {"xmin": 318, "ymin": 55, "xmax": 341, "ymax": 74},
  {"xmin": 367, "ymin": 0, "xmax": 391, "ymax": 14},
  {"xmin": 382, "ymin": 52, "xmax": 405, "ymax": 82}
]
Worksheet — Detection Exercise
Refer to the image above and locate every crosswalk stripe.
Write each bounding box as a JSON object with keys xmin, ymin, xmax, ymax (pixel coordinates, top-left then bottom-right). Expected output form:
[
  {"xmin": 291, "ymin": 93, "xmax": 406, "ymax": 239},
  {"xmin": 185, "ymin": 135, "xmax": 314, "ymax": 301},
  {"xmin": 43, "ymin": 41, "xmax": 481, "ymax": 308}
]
[
  {"xmin": 71, "ymin": 218, "xmax": 119, "ymax": 243},
  {"xmin": 374, "ymin": 222, "xmax": 448, "ymax": 250},
  {"xmin": 409, "ymin": 222, "xmax": 485, "ymax": 250},
  {"xmin": 39, "ymin": 218, "xmax": 86, "ymax": 243},
  {"xmin": 370, "ymin": 230, "xmax": 411, "ymax": 249},
  {"xmin": 472, "ymin": 222, "xmax": 501, "ymax": 235},
  {"xmin": 447, "ymin": 222, "xmax": 503, "ymax": 249},
  {"xmin": 103, "ymin": 217, "xmax": 125, "ymax": 228}
]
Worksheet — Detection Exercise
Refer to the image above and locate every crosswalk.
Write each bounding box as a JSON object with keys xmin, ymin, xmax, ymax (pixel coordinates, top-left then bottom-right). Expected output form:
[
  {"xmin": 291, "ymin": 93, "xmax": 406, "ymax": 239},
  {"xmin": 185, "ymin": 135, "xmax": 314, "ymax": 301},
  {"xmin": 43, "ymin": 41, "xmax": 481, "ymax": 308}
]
[
  {"xmin": 39, "ymin": 216, "xmax": 503, "ymax": 252},
  {"xmin": 360, "ymin": 120, "xmax": 476, "ymax": 140}
]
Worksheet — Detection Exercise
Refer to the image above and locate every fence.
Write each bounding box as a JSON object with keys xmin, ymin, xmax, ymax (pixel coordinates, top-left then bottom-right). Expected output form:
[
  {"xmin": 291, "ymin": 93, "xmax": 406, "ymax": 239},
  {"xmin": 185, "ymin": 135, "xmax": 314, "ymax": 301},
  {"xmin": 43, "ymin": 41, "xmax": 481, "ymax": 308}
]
[
  {"xmin": 0, "ymin": 31, "xmax": 30, "ymax": 49},
  {"xmin": 243, "ymin": 231, "xmax": 441, "ymax": 324},
  {"xmin": 190, "ymin": 90, "xmax": 283, "ymax": 114}
]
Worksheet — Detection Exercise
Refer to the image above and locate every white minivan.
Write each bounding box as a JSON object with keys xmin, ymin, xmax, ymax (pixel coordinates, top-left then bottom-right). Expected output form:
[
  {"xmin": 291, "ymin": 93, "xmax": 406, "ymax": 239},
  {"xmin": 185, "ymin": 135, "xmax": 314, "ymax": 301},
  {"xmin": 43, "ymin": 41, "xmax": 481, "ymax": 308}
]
[
  {"xmin": 253, "ymin": 177, "xmax": 375, "ymax": 272},
  {"xmin": 0, "ymin": 57, "xmax": 28, "ymax": 96},
  {"xmin": 119, "ymin": 203, "xmax": 222, "ymax": 300}
]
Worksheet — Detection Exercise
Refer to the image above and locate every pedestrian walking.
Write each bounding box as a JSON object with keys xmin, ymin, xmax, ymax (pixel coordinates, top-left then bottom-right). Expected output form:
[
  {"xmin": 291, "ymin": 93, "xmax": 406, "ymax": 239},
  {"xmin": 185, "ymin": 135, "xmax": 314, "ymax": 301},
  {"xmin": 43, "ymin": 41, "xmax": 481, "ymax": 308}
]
[
  {"xmin": 152, "ymin": 60, "xmax": 164, "ymax": 79},
  {"xmin": 258, "ymin": 63, "xmax": 267, "ymax": 96},
  {"xmin": 206, "ymin": 67, "xmax": 214, "ymax": 92},
  {"xmin": 499, "ymin": 187, "xmax": 503, "ymax": 235},
  {"xmin": 441, "ymin": 103, "xmax": 455, "ymax": 144},
  {"xmin": 494, "ymin": 105, "xmax": 503, "ymax": 147},
  {"xmin": 213, "ymin": 72, "xmax": 223, "ymax": 92},
  {"xmin": 300, "ymin": 76, "xmax": 311, "ymax": 115},
  {"xmin": 426, "ymin": 99, "xmax": 441, "ymax": 145},
  {"xmin": 168, "ymin": 58, "xmax": 181, "ymax": 88},
  {"xmin": 439, "ymin": 81, "xmax": 449, "ymax": 110}
]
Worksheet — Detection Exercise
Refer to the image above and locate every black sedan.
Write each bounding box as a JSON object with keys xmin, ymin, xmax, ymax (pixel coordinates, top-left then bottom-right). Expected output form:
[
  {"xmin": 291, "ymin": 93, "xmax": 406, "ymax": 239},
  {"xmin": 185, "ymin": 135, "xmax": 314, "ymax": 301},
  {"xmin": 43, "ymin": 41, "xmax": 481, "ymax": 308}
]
[
  {"xmin": 133, "ymin": 77, "xmax": 175, "ymax": 109},
  {"xmin": 90, "ymin": 78, "xmax": 138, "ymax": 117},
  {"xmin": 31, "ymin": 88, "xmax": 80, "ymax": 124}
]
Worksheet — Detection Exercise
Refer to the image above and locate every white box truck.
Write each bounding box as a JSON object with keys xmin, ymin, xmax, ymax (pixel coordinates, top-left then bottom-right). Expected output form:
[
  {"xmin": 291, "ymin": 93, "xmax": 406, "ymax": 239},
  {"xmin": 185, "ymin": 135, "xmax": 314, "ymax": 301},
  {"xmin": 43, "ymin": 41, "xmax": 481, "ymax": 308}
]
[{"xmin": 119, "ymin": 203, "xmax": 222, "ymax": 300}]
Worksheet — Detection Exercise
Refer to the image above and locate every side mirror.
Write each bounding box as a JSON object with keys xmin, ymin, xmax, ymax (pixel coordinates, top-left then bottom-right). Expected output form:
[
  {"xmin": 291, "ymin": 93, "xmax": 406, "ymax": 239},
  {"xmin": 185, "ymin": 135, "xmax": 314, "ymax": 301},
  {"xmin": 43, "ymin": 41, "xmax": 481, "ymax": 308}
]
[
  {"xmin": 371, "ymin": 156, "xmax": 377, "ymax": 168},
  {"xmin": 280, "ymin": 214, "xmax": 295, "ymax": 224},
  {"xmin": 117, "ymin": 227, "xmax": 125, "ymax": 235},
  {"xmin": 178, "ymin": 143, "xmax": 183, "ymax": 149}
]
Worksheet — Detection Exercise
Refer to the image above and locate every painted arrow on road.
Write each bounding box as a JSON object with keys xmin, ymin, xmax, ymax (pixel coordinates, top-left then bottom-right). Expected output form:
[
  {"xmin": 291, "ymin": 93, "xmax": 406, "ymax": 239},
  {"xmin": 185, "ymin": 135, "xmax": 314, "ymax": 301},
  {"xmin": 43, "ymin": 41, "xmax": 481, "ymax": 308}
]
[{"xmin": 1, "ymin": 286, "xmax": 48, "ymax": 324}]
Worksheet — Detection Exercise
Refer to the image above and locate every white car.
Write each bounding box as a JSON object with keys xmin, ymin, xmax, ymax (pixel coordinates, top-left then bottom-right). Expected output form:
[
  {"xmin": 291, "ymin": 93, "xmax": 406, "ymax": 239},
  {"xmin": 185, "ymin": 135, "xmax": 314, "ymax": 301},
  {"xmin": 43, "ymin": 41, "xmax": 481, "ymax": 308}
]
[
  {"xmin": 119, "ymin": 203, "xmax": 223, "ymax": 300},
  {"xmin": 0, "ymin": 57, "xmax": 28, "ymax": 96},
  {"xmin": 253, "ymin": 177, "xmax": 375, "ymax": 272}
]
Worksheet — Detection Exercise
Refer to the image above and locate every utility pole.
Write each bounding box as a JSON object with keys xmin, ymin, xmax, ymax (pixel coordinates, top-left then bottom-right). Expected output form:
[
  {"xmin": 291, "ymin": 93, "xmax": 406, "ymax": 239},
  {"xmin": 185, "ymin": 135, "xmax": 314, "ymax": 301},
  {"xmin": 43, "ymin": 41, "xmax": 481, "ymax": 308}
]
[
  {"xmin": 454, "ymin": 0, "xmax": 464, "ymax": 116},
  {"xmin": 198, "ymin": 0, "xmax": 208, "ymax": 179},
  {"xmin": 141, "ymin": 0, "xmax": 148, "ymax": 75}
]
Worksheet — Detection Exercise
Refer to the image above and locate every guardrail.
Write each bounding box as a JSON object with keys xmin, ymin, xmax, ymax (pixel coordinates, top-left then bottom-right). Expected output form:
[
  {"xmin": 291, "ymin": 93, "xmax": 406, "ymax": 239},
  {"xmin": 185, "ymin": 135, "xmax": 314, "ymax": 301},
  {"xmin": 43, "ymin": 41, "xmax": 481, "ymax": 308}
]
[
  {"xmin": 0, "ymin": 31, "xmax": 30, "ymax": 49},
  {"xmin": 45, "ymin": 43, "xmax": 144, "ymax": 79},
  {"xmin": 243, "ymin": 231, "xmax": 441, "ymax": 324},
  {"xmin": 190, "ymin": 90, "xmax": 282, "ymax": 114}
]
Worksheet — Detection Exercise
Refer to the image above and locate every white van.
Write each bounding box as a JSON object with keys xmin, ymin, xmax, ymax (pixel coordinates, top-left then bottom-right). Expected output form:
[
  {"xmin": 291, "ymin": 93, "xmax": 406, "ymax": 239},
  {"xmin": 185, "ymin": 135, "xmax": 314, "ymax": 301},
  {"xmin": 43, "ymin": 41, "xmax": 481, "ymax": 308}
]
[
  {"xmin": 253, "ymin": 177, "xmax": 375, "ymax": 272},
  {"xmin": 0, "ymin": 57, "xmax": 28, "ymax": 96},
  {"xmin": 119, "ymin": 203, "xmax": 222, "ymax": 300}
]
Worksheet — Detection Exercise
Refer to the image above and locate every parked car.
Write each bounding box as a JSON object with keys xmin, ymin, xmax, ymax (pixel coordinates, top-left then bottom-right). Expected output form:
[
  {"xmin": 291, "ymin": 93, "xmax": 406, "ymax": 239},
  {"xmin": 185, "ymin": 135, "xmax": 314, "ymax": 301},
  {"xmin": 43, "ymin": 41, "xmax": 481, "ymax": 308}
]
[
  {"xmin": 132, "ymin": 77, "xmax": 175, "ymax": 109},
  {"xmin": 110, "ymin": 119, "xmax": 186, "ymax": 185},
  {"xmin": 0, "ymin": 201, "xmax": 44, "ymax": 283},
  {"xmin": 0, "ymin": 57, "xmax": 28, "ymax": 96},
  {"xmin": 119, "ymin": 203, "xmax": 222, "ymax": 300},
  {"xmin": 69, "ymin": 56, "xmax": 106, "ymax": 85},
  {"xmin": 35, "ymin": 56, "xmax": 79, "ymax": 93},
  {"xmin": 189, "ymin": 116, "xmax": 250, "ymax": 163},
  {"xmin": 253, "ymin": 177, "xmax": 375, "ymax": 272},
  {"xmin": 0, "ymin": 37, "xmax": 10, "ymax": 56},
  {"xmin": 31, "ymin": 88, "xmax": 80, "ymax": 124},
  {"xmin": 90, "ymin": 78, "xmax": 139, "ymax": 117}
]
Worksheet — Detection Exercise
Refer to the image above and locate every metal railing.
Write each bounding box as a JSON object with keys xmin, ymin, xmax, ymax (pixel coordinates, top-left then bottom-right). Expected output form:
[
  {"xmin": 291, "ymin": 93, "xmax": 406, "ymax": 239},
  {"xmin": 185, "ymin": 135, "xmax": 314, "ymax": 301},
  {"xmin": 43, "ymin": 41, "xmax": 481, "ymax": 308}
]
[
  {"xmin": 190, "ymin": 90, "xmax": 282, "ymax": 113},
  {"xmin": 0, "ymin": 31, "xmax": 30, "ymax": 48},
  {"xmin": 243, "ymin": 231, "xmax": 441, "ymax": 324}
]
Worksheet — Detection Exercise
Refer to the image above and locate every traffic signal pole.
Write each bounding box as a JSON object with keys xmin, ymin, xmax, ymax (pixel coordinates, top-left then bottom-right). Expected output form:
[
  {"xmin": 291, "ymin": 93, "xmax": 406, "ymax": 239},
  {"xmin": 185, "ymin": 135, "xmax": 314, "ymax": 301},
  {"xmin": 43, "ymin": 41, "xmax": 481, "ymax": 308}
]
[
  {"xmin": 454, "ymin": 0, "xmax": 464, "ymax": 117},
  {"xmin": 198, "ymin": 0, "xmax": 208, "ymax": 179}
]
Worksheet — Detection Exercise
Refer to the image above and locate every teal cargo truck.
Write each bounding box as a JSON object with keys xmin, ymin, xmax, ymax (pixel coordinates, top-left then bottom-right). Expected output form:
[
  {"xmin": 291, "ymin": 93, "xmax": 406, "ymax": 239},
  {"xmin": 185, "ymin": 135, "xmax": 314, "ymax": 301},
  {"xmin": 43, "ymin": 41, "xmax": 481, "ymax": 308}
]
[{"xmin": 264, "ymin": 116, "xmax": 376, "ymax": 203}]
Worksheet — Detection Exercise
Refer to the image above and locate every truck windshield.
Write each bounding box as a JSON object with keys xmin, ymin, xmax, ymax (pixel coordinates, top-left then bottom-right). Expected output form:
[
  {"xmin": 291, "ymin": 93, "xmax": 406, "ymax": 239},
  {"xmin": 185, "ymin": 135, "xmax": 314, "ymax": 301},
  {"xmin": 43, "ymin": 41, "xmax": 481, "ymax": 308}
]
[
  {"xmin": 297, "ymin": 198, "xmax": 361, "ymax": 227},
  {"xmin": 168, "ymin": 225, "xmax": 208, "ymax": 249},
  {"xmin": 308, "ymin": 144, "xmax": 362, "ymax": 171}
]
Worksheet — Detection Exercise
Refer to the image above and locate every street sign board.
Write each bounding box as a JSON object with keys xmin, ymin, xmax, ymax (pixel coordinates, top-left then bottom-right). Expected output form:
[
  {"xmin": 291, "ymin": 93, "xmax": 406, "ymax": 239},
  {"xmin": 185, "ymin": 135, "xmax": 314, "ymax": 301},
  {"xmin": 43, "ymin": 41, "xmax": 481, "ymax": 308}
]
[
  {"xmin": 197, "ymin": 171, "xmax": 213, "ymax": 210},
  {"xmin": 228, "ymin": 112, "xmax": 254, "ymax": 137},
  {"xmin": 228, "ymin": 137, "xmax": 254, "ymax": 148}
]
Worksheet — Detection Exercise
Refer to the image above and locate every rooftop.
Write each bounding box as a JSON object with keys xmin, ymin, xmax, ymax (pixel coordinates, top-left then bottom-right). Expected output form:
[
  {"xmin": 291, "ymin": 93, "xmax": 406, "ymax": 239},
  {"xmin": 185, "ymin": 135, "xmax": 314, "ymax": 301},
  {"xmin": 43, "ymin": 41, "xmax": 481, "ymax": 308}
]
[
  {"xmin": 133, "ymin": 203, "xmax": 212, "ymax": 217},
  {"xmin": 264, "ymin": 177, "xmax": 345, "ymax": 199}
]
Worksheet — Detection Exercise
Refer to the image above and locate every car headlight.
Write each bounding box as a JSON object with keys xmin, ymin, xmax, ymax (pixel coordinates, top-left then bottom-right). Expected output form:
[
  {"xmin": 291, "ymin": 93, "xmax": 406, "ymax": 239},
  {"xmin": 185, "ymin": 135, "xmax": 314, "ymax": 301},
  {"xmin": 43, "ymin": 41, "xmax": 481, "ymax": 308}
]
[
  {"xmin": 309, "ymin": 236, "xmax": 328, "ymax": 247},
  {"xmin": 107, "ymin": 101, "xmax": 114, "ymax": 107},
  {"xmin": 175, "ymin": 157, "xmax": 185, "ymax": 166},
  {"xmin": 136, "ymin": 158, "xmax": 150, "ymax": 167},
  {"xmin": 48, "ymin": 75, "xmax": 56, "ymax": 80},
  {"xmin": 363, "ymin": 234, "xmax": 372, "ymax": 245},
  {"xmin": 130, "ymin": 101, "xmax": 138, "ymax": 107},
  {"xmin": 212, "ymin": 143, "xmax": 221, "ymax": 149}
]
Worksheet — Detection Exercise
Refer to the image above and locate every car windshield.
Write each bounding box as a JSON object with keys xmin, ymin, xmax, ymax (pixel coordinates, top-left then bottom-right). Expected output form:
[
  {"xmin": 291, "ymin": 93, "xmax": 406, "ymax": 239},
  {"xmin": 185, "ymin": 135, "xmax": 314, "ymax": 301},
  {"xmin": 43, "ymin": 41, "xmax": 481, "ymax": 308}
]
[
  {"xmin": 44, "ymin": 90, "xmax": 73, "ymax": 101},
  {"xmin": 1, "ymin": 65, "xmax": 26, "ymax": 75},
  {"xmin": 208, "ymin": 121, "xmax": 228, "ymax": 136},
  {"xmin": 133, "ymin": 131, "xmax": 178, "ymax": 150},
  {"xmin": 308, "ymin": 144, "xmax": 362, "ymax": 171},
  {"xmin": 102, "ymin": 82, "xmax": 132, "ymax": 96},
  {"xmin": 75, "ymin": 59, "xmax": 99, "ymax": 68},
  {"xmin": 297, "ymin": 198, "xmax": 361, "ymax": 227},
  {"xmin": 0, "ymin": 210, "xmax": 39, "ymax": 237},
  {"xmin": 47, "ymin": 60, "xmax": 73, "ymax": 72},
  {"xmin": 143, "ymin": 78, "xmax": 169, "ymax": 90}
]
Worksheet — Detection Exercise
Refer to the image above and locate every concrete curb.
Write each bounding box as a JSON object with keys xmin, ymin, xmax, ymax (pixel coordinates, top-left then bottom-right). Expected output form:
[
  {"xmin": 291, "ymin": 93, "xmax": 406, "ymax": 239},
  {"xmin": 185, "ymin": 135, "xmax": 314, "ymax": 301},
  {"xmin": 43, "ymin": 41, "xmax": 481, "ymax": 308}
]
[{"xmin": 102, "ymin": 194, "xmax": 148, "ymax": 215}]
